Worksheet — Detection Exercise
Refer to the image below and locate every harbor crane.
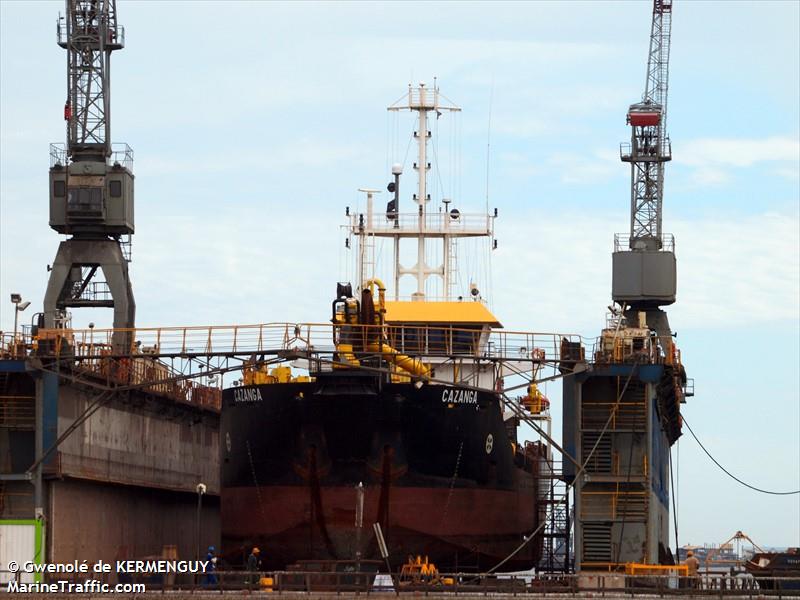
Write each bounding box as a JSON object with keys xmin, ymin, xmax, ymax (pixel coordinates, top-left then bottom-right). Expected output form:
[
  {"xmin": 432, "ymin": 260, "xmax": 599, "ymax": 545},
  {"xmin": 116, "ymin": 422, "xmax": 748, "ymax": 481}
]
[
  {"xmin": 613, "ymin": 0, "xmax": 677, "ymax": 347},
  {"xmin": 44, "ymin": 0, "xmax": 135, "ymax": 350},
  {"xmin": 566, "ymin": 0, "xmax": 690, "ymax": 573}
]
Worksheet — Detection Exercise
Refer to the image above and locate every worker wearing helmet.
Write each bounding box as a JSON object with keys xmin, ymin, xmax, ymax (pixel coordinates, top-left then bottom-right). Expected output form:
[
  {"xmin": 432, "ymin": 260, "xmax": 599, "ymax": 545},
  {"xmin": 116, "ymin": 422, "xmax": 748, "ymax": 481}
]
[
  {"xmin": 683, "ymin": 550, "xmax": 700, "ymax": 588},
  {"xmin": 246, "ymin": 547, "xmax": 261, "ymax": 586},
  {"xmin": 204, "ymin": 545, "xmax": 217, "ymax": 586}
]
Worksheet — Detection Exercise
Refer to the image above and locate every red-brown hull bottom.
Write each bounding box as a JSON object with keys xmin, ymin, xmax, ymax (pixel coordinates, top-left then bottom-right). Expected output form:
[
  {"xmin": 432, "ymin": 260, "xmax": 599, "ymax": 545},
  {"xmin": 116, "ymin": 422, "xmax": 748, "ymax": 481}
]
[{"xmin": 223, "ymin": 484, "xmax": 541, "ymax": 571}]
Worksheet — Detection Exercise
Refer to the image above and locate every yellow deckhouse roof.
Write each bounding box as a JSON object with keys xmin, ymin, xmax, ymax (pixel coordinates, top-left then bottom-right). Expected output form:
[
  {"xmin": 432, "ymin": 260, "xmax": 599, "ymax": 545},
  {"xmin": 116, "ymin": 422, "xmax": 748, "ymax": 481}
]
[{"xmin": 383, "ymin": 301, "xmax": 502, "ymax": 328}]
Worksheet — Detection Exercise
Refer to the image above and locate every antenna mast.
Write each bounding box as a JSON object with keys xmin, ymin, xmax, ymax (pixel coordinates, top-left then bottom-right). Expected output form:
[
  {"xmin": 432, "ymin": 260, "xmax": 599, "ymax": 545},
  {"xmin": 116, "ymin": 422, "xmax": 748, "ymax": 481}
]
[
  {"xmin": 387, "ymin": 82, "xmax": 461, "ymax": 300},
  {"xmin": 349, "ymin": 83, "xmax": 494, "ymax": 302}
]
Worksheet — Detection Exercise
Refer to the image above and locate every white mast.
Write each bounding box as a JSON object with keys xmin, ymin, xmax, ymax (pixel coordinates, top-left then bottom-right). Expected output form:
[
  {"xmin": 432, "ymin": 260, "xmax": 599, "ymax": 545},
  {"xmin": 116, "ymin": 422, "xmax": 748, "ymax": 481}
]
[
  {"xmin": 388, "ymin": 82, "xmax": 462, "ymax": 300},
  {"xmin": 350, "ymin": 82, "xmax": 494, "ymax": 301},
  {"xmin": 413, "ymin": 84, "xmax": 429, "ymax": 300},
  {"xmin": 356, "ymin": 188, "xmax": 380, "ymax": 287}
]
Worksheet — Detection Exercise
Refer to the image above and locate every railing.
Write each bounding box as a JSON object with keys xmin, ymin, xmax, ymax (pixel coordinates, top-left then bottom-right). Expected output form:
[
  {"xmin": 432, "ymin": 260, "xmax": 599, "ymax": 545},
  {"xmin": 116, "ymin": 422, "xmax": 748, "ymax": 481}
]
[
  {"xmin": 5, "ymin": 568, "xmax": 796, "ymax": 596},
  {"xmin": 72, "ymin": 353, "xmax": 221, "ymax": 411},
  {"xmin": 620, "ymin": 137, "xmax": 672, "ymax": 161},
  {"xmin": 34, "ymin": 322, "xmax": 582, "ymax": 368},
  {"xmin": 407, "ymin": 85, "xmax": 437, "ymax": 108},
  {"xmin": 0, "ymin": 332, "xmax": 32, "ymax": 359},
  {"xmin": 349, "ymin": 211, "xmax": 493, "ymax": 236},
  {"xmin": 6, "ymin": 323, "xmax": 584, "ymax": 411},
  {"xmin": 50, "ymin": 143, "xmax": 68, "ymax": 168},
  {"xmin": 48, "ymin": 142, "xmax": 133, "ymax": 169},
  {"xmin": 614, "ymin": 232, "xmax": 675, "ymax": 252},
  {"xmin": 56, "ymin": 15, "xmax": 126, "ymax": 48},
  {"xmin": 1, "ymin": 330, "xmax": 220, "ymax": 411},
  {"xmin": 109, "ymin": 143, "xmax": 133, "ymax": 169},
  {"xmin": 592, "ymin": 336, "xmax": 660, "ymax": 366},
  {"xmin": 26, "ymin": 322, "xmax": 584, "ymax": 400}
]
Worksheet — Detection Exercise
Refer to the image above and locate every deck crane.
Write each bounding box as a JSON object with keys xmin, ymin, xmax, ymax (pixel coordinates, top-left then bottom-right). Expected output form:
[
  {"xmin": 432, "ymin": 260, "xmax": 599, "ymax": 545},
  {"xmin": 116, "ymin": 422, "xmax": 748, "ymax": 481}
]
[
  {"xmin": 44, "ymin": 0, "xmax": 135, "ymax": 350},
  {"xmin": 613, "ymin": 0, "xmax": 678, "ymax": 353}
]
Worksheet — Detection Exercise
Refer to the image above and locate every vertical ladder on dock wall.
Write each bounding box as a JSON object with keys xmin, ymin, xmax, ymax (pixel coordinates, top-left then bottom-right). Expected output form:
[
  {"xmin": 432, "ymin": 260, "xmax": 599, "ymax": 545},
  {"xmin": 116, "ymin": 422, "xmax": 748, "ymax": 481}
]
[{"xmin": 540, "ymin": 471, "xmax": 572, "ymax": 573}]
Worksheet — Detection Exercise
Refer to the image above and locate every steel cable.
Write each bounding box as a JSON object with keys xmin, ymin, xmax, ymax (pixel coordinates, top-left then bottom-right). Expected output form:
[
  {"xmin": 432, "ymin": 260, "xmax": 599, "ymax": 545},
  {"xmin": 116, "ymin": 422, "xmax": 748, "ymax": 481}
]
[
  {"xmin": 683, "ymin": 416, "xmax": 800, "ymax": 496},
  {"xmin": 484, "ymin": 359, "xmax": 642, "ymax": 574}
]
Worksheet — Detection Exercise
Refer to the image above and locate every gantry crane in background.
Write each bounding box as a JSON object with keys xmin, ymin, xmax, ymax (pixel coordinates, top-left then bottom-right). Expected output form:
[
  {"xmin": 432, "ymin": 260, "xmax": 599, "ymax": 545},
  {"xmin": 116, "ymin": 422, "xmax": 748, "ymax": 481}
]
[
  {"xmin": 44, "ymin": 0, "xmax": 135, "ymax": 350},
  {"xmin": 704, "ymin": 531, "xmax": 765, "ymax": 574}
]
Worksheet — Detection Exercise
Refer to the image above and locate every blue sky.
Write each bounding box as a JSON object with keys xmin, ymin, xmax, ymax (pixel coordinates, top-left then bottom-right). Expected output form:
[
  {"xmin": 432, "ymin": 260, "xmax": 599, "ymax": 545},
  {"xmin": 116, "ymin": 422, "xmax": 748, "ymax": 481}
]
[{"xmin": 1, "ymin": 1, "xmax": 798, "ymax": 549}]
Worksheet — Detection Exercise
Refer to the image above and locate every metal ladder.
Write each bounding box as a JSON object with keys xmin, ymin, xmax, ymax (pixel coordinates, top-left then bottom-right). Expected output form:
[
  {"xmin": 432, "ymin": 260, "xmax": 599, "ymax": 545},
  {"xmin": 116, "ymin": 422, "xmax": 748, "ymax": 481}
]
[
  {"xmin": 539, "ymin": 463, "xmax": 572, "ymax": 573},
  {"xmin": 446, "ymin": 236, "xmax": 458, "ymax": 298},
  {"xmin": 360, "ymin": 232, "xmax": 376, "ymax": 288}
]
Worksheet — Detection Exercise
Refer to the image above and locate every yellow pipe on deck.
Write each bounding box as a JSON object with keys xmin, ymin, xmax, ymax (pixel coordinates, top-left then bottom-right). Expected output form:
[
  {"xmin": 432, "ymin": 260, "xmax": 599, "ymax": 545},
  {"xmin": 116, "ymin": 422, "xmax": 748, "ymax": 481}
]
[
  {"xmin": 363, "ymin": 278, "xmax": 386, "ymax": 315},
  {"xmin": 369, "ymin": 342, "xmax": 430, "ymax": 378},
  {"xmin": 336, "ymin": 343, "xmax": 361, "ymax": 367}
]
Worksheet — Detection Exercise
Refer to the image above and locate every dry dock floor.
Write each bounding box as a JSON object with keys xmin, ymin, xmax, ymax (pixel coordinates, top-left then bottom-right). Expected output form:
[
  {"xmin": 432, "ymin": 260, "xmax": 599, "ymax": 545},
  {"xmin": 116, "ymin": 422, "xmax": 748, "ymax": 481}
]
[{"xmin": 7, "ymin": 594, "xmax": 785, "ymax": 599}]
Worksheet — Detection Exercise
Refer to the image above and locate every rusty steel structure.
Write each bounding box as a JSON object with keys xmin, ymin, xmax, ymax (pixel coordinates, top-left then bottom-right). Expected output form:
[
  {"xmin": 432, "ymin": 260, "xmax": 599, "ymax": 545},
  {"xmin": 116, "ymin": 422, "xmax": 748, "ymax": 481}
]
[
  {"xmin": 45, "ymin": 0, "xmax": 136, "ymax": 351},
  {"xmin": 1, "ymin": 326, "xmax": 221, "ymax": 572}
]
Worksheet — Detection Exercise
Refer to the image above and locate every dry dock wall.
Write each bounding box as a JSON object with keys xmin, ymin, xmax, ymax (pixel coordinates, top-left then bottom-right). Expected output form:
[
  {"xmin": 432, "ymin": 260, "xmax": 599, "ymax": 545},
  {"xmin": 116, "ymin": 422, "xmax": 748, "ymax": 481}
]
[
  {"xmin": 1, "ymin": 366, "xmax": 221, "ymax": 568},
  {"xmin": 54, "ymin": 382, "xmax": 219, "ymax": 493},
  {"xmin": 48, "ymin": 478, "xmax": 218, "ymax": 565}
]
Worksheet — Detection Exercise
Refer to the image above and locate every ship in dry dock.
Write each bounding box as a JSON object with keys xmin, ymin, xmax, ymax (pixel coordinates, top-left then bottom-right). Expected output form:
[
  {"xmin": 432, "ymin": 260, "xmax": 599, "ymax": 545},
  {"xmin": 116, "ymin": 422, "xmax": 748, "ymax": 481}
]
[{"xmin": 220, "ymin": 83, "xmax": 564, "ymax": 571}]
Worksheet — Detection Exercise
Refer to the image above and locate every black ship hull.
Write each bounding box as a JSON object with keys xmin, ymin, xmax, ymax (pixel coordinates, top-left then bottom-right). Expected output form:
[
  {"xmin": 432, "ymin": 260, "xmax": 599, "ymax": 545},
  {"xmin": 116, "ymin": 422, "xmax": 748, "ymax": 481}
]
[{"xmin": 220, "ymin": 373, "xmax": 546, "ymax": 571}]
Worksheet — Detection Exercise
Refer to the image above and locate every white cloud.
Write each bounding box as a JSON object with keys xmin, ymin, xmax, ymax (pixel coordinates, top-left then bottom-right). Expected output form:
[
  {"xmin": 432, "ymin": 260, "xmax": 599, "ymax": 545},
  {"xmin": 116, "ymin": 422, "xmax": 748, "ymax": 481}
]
[
  {"xmin": 688, "ymin": 167, "xmax": 731, "ymax": 187},
  {"xmin": 678, "ymin": 136, "xmax": 800, "ymax": 168},
  {"xmin": 774, "ymin": 166, "xmax": 800, "ymax": 181},
  {"xmin": 492, "ymin": 210, "xmax": 800, "ymax": 335},
  {"xmin": 494, "ymin": 148, "xmax": 624, "ymax": 185},
  {"xmin": 548, "ymin": 150, "xmax": 621, "ymax": 185},
  {"xmin": 9, "ymin": 203, "xmax": 794, "ymax": 336},
  {"xmin": 134, "ymin": 138, "xmax": 368, "ymax": 177},
  {"xmin": 673, "ymin": 136, "xmax": 800, "ymax": 189},
  {"xmin": 670, "ymin": 212, "xmax": 800, "ymax": 326}
]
